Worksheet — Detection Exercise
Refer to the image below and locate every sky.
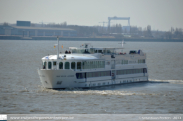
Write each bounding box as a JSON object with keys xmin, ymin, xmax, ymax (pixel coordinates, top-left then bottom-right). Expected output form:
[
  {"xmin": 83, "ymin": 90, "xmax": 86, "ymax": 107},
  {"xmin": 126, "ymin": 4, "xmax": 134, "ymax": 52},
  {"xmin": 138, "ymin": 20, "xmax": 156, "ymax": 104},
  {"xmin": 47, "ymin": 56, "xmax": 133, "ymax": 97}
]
[{"xmin": 0, "ymin": 0, "xmax": 183, "ymax": 31}]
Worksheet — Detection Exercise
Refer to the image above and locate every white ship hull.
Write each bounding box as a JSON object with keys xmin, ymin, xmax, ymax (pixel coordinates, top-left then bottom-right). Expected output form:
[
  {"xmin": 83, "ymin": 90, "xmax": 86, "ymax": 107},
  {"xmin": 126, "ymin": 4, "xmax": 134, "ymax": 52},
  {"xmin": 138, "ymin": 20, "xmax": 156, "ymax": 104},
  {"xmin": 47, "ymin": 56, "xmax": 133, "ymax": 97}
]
[{"xmin": 38, "ymin": 68, "xmax": 148, "ymax": 89}]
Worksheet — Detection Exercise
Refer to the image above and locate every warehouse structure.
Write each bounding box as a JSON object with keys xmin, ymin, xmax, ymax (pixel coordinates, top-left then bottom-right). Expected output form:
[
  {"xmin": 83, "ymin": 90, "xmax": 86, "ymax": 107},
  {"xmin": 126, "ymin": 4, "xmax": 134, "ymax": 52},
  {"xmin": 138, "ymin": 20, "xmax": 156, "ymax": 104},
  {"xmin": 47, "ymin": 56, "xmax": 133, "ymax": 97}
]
[{"xmin": 0, "ymin": 21, "xmax": 77, "ymax": 37}]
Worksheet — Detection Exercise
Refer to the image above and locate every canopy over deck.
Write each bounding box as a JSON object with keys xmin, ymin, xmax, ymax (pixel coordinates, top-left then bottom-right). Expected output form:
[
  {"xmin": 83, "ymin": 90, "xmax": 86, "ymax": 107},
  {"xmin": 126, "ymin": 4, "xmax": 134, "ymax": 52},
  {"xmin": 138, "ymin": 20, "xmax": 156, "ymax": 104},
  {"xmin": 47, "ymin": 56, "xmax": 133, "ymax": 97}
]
[{"xmin": 69, "ymin": 46, "xmax": 124, "ymax": 54}]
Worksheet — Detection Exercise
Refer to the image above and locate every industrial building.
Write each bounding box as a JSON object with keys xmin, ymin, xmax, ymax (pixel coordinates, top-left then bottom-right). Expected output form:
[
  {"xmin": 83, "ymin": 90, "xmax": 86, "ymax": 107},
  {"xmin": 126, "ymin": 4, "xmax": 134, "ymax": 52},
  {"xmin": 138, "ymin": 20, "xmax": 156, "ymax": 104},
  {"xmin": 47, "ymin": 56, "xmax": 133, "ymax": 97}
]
[{"xmin": 0, "ymin": 21, "xmax": 77, "ymax": 37}]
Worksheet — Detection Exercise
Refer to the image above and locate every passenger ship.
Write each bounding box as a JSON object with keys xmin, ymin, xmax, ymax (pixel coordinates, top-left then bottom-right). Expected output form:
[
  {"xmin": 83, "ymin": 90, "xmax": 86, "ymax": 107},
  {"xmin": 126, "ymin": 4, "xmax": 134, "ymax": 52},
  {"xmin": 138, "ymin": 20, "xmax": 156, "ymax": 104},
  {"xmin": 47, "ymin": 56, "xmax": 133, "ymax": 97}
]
[{"xmin": 38, "ymin": 37, "xmax": 148, "ymax": 89}]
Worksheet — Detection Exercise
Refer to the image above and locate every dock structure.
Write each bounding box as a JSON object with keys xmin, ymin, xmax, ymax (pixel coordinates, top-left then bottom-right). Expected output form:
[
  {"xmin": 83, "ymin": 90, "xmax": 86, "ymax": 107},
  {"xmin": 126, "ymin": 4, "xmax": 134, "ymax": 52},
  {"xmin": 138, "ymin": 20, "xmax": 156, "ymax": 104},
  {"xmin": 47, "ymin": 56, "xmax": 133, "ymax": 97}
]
[
  {"xmin": 108, "ymin": 16, "xmax": 130, "ymax": 32},
  {"xmin": 0, "ymin": 21, "xmax": 77, "ymax": 38}
]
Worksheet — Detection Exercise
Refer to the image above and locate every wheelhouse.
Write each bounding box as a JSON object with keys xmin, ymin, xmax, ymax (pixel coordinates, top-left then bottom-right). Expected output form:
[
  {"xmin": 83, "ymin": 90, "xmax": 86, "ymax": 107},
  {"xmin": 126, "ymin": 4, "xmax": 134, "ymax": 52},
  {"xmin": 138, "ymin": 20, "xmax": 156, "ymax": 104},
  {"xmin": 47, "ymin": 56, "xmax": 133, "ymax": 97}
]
[{"xmin": 42, "ymin": 59, "xmax": 105, "ymax": 70}]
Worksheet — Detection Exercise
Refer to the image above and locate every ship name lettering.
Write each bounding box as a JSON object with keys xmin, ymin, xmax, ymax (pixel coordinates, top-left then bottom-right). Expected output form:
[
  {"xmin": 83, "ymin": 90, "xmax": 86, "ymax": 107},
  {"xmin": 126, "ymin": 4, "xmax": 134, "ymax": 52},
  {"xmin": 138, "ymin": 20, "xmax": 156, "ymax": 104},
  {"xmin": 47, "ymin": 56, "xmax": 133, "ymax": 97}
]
[{"xmin": 67, "ymin": 75, "xmax": 74, "ymax": 77}]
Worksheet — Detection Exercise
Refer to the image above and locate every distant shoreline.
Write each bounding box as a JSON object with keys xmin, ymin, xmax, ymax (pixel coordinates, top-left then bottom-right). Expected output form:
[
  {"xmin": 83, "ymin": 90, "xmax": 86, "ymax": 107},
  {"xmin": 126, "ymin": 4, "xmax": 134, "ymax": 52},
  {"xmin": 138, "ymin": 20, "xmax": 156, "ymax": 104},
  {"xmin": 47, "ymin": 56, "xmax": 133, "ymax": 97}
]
[{"xmin": 0, "ymin": 35, "xmax": 183, "ymax": 42}]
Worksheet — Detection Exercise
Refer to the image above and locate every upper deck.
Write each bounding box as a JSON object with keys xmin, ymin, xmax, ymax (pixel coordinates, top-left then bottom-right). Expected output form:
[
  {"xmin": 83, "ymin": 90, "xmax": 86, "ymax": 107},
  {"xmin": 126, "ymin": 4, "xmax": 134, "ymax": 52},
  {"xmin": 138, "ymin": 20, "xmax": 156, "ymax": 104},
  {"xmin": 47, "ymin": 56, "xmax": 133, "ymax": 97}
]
[
  {"xmin": 42, "ymin": 48, "xmax": 146, "ymax": 61},
  {"xmin": 42, "ymin": 54, "xmax": 99, "ymax": 60},
  {"xmin": 40, "ymin": 43, "xmax": 147, "ymax": 71},
  {"xmin": 69, "ymin": 43, "xmax": 145, "ymax": 56}
]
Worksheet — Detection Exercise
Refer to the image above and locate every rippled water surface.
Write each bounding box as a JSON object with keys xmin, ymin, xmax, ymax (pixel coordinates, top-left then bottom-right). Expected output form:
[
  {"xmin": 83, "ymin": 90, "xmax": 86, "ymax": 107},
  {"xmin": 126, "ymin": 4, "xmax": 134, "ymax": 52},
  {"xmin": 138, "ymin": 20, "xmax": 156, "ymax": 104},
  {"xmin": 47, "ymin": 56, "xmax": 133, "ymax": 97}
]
[{"xmin": 0, "ymin": 40, "xmax": 183, "ymax": 114}]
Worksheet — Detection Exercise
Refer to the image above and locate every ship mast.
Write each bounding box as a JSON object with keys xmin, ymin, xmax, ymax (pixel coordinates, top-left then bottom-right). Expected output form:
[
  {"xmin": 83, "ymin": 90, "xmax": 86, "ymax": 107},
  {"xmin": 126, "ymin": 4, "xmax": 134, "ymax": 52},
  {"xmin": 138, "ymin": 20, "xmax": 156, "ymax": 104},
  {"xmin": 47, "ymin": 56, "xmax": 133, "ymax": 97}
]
[{"xmin": 57, "ymin": 36, "xmax": 59, "ymax": 59}]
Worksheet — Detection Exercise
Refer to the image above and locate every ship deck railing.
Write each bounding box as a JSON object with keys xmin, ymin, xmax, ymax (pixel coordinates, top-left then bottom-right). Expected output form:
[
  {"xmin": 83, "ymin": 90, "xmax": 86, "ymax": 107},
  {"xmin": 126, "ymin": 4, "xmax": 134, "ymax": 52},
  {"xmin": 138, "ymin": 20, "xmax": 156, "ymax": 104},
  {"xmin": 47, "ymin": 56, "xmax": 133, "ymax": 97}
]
[{"xmin": 63, "ymin": 52, "xmax": 146, "ymax": 56}]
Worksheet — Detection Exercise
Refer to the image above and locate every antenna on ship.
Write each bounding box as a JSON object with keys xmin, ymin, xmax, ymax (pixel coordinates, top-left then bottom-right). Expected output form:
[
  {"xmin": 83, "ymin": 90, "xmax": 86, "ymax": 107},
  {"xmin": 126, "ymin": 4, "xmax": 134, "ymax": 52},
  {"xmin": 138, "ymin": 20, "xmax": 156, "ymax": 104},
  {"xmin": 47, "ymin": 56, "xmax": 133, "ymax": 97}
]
[
  {"xmin": 118, "ymin": 39, "xmax": 125, "ymax": 48},
  {"xmin": 122, "ymin": 39, "xmax": 124, "ymax": 48},
  {"xmin": 57, "ymin": 36, "xmax": 59, "ymax": 59}
]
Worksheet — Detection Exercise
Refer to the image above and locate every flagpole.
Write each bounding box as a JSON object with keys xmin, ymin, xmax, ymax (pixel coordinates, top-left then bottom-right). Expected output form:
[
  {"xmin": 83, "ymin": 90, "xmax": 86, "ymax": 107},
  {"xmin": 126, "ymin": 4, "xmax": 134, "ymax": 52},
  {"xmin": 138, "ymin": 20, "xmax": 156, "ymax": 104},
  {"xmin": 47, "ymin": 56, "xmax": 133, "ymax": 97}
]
[
  {"xmin": 62, "ymin": 44, "xmax": 63, "ymax": 53},
  {"xmin": 57, "ymin": 36, "xmax": 59, "ymax": 59}
]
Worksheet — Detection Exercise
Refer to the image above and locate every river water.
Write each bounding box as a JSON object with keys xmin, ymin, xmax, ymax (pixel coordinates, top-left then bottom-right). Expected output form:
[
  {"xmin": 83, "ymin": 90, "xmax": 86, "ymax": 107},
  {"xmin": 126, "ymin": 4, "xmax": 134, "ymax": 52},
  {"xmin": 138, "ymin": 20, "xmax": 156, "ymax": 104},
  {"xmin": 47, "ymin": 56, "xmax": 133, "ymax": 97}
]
[{"xmin": 0, "ymin": 40, "xmax": 183, "ymax": 114}]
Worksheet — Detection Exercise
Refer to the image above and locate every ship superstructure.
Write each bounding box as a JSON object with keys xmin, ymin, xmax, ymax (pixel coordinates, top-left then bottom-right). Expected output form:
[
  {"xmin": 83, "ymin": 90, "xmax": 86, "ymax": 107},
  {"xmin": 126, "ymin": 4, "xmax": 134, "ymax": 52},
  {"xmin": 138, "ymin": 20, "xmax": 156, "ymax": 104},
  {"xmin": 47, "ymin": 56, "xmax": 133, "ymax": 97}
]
[{"xmin": 38, "ymin": 38, "xmax": 148, "ymax": 89}]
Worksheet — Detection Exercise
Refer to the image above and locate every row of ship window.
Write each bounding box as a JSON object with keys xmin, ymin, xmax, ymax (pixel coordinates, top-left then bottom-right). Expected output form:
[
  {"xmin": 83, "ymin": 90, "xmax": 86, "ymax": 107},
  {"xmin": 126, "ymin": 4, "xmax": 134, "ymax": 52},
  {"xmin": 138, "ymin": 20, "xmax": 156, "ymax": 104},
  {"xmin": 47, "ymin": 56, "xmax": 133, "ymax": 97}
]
[
  {"xmin": 86, "ymin": 79, "xmax": 139, "ymax": 87},
  {"xmin": 116, "ymin": 68, "xmax": 147, "ymax": 75},
  {"xmin": 121, "ymin": 60, "xmax": 128, "ymax": 64},
  {"xmin": 42, "ymin": 59, "xmax": 145, "ymax": 69},
  {"xmin": 121, "ymin": 59, "xmax": 145, "ymax": 64},
  {"xmin": 138, "ymin": 59, "xmax": 145, "ymax": 63},
  {"xmin": 43, "ymin": 61, "xmax": 105, "ymax": 69},
  {"xmin": 76, "ymin": 68, "xmax": 147, "ymax": 79},
  {"xmin": 76, "ymin": 71, "xmax": 111, "ymax": 79}
]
